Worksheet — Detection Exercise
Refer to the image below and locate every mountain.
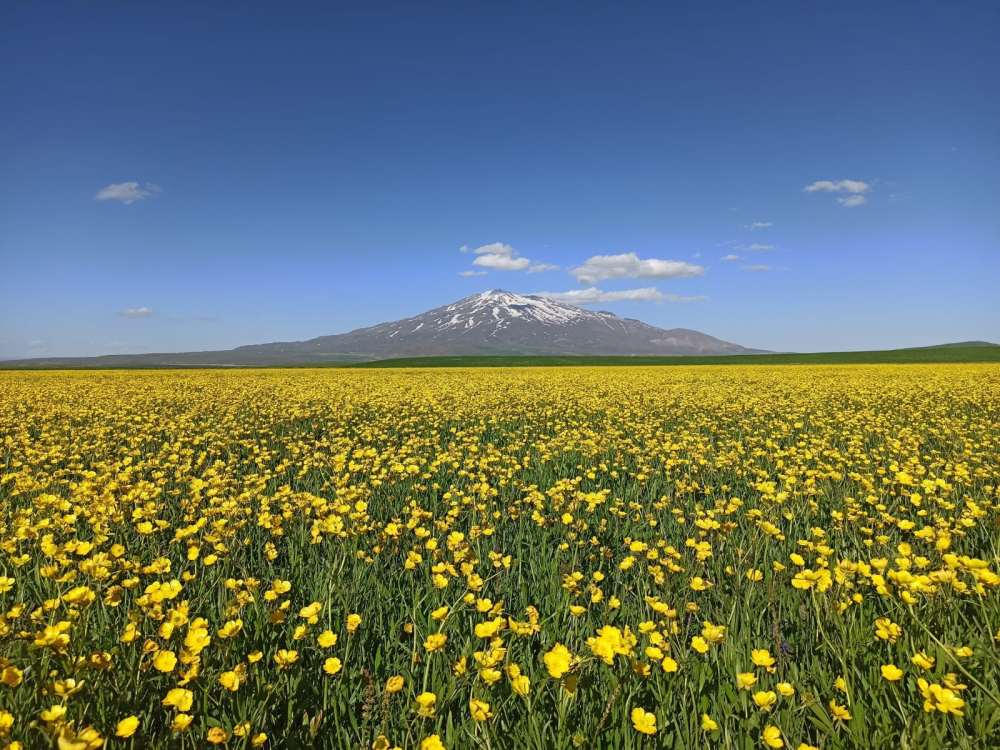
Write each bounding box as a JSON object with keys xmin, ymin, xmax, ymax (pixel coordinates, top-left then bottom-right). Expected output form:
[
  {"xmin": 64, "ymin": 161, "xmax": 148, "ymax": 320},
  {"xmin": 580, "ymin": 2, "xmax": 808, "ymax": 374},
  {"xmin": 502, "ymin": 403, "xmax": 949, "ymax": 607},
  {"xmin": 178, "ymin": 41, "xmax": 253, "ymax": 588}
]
[{"xmin": 0, "ymin": 290, "xmax": 766, "ymax": 366}]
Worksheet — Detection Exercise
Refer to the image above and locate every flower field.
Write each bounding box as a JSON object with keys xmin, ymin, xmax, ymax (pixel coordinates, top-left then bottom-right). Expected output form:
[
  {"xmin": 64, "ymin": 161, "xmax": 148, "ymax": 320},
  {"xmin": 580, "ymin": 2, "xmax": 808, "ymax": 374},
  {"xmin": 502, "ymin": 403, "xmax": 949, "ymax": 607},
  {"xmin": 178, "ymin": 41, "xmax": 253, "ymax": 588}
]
[{"xmin": 1, "ymin": 364, "xmax": 999, "ymax": 750}]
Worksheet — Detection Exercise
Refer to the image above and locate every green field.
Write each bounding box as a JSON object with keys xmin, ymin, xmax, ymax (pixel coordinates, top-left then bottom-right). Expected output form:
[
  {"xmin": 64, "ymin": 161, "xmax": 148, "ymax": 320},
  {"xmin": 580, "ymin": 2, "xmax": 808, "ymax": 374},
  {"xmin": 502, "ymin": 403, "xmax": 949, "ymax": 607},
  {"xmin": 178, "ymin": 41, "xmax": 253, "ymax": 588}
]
[{"xmin": 344, "ymin": 345, "xmax": 1000, "ymax": 369}]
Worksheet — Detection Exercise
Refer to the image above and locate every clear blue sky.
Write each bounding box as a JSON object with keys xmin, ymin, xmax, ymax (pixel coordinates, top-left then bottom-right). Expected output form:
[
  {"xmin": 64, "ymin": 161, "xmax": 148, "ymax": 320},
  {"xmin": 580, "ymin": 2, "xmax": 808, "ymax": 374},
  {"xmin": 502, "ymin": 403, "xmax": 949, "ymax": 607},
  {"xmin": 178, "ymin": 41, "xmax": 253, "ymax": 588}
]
[{"xmin": 1, "ymin": 1, "xmax": 997, "ymax": 358}]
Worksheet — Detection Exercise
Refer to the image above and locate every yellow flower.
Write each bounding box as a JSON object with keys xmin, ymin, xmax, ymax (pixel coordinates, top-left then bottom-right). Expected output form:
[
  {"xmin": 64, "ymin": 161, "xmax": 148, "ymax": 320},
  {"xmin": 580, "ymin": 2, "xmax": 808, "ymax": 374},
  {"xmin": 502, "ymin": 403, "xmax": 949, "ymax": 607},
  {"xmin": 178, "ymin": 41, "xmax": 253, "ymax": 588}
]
[
  {"xmin": 543, "ymin": 643, "xmax": 573, "ymax": 678},
  {"xmin": 219, "ymin": 670, "xmax": 241, "ymax": 691},
  {"xmin": 163, "ymin": 688, "xmax": 194, "ymax": 712},
  {"xmin": 152, "ymin": 649, "xmax": 177, "ymax": 673},
  {"xmin": 469, "ymin": 699, "xmax": 492, "ymax": 722},
  {"xmin": 829, "ymin": 699, "xmax": 852, "ymax": 721},
  {"xmin": 702, "ymin": 714, "xmax": 718, "ymax": 731},
  {"xmin": 318, "ymin": 630, "xmax": 338, "ymax": 648},
  {"xmin": 207, "ymin": 727, "xmax": 229, "ymax": 745},
  {"xmin": 274, "ymin": 649, "xmax": 299, "ymax": 668},
  {"xmin": 424, "ymin": 633, "xmax": 447, "ymax": 652},
  {"xmin": 776, "ymin": 682, "xmax": 795, "ymax": 697},
  {"xmin": 183, "ymin": 627, "xmax": 211, "ymax": 655},
  {"xmin": 751, "ymin": 649, "xmax": 776, "ymax": 672},
  {"xmin": 252, "ymin": 733, "xmax": 268, "ymax": 747},
  {"xmin": 299, "ymin": 602, "xmax": 322, "ymax": 621},
  {"xmin": 415, "ymin": 692, "xmax": 436, "ymax": 718},
  {"xmin": 511, "ymin": 674, "xmax": 531, "ymax": 696},
  {"xmin": 431, "ymin": 606, "xmax": 449, "ymax": 620},
  {"xmin": 911, "ymin": 652, "xmax": 935, "ymax": 670},
  {"xmin": 347, "ymin": 614, "xmax": 362, "ymax": 633},
  {"xmin": 691, "ymin": 637, "xmax": 710, "ymax": 654},
  {"xmin": 217, "ymin": 619, "xmax": 243, "ymax": 639},
  {"xmin": 481, "ymin": 667, "xmax": 503, "ymax": 685},
  {"xmin": 0, "ymin": 710, "xmax": 15, "ymax": 735},
  {"xmin": 631, "ymin": 707, "xmax": 657, "ymax": 735},
  {"xmin": 386, "ymin": 675, "xmax": 405, "ymax": 693},
  {"xmin": 753, "ymin": 691, "xmax": 777, "ymax": 711},
  {"xmin": 701, "ymin": 622, "xmax": 725, "ymax": 643},
  {"xmin": 56, "ymin": 725, "xmax": 103, "ymax": 750},
  {"xmin": 762, "ymin": 725, "xmax": 784, "ymax": 748},
  {"xmin": 880, "ymin": 664, "xmax": 903, "ymax": 681},
  {"xmin": 323, "ymin": 657, "xmax": 343, "ymax": 675},
  {"xmin": 662, "ymin": 657, "xmax": 679, "ymax": 673},
  {"xmin": 874, "ymin": 617, "xmax": 902, "ymax": 643},
  {"xmin": 41, "ymin": 705, "xmax": 67, "ymax": 723},
  {"xmin": 1, "ymin": 666, "xmax": 23, "ymax": 687},
  {"xmin": 114, "ymin": 716, "xmax": 139, "ymax": 739},
  {"xmin": 421, "ymin": 736, "xmax": 445, "ymax": 750},
  {"xmin": 171, "ymin": 714, "xmax": 194, "ymax": 733},
  {"xmin": 474, "ymin": 617, "xmax": 505, "ymax": 638},
  {"xmin": 737, "ymin": 672, "xmax": 758, "ymax": 690}
]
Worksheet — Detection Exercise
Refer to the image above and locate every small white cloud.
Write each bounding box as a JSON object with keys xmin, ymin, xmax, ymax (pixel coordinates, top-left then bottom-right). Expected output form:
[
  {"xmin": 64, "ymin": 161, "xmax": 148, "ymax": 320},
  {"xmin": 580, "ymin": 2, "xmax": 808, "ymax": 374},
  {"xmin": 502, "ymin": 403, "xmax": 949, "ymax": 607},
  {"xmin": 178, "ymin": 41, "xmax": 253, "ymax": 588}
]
[
  {"xmin": 95, "ymin": 182, "xmax": 158, "ymax": 204},
  {"xmin": 571, "ymin": 252, "xmax": 705, "ymax": 285},
  {"xmin": 742, "ymin": 265, "xmax": 770, "ymax": 271},
  {"xmin": 747, "ymin": 244, "xmax": 774, "ymax": 251},
  {"xmin": 118, "ymin": 307, "xmax": 153, "ymax": 317},
  {"xmin": 459, "ymin": 270, "xmax": 487, "ymax": 276},
  {"xmin": 459, "ymin": 245, "xmax": 470, "ymax": 253},
  {"xmin": 837, "ymin": 195, "xmax": 867, "ymax": 207},
  {"xmin": 722, "ymin": 254, "xmax": 741, "ymax": 261},
  {"xmin": 473, "ymin": 253, "xmax": 531, "ymax": 271},
  {"xmin": 692, "ymin": 252, "xmax": 701, "ymax": 259},
  {"xmin": 464, "ymin": 242, "xmax": 554, "ymax": 273},
  {"xmin": 751, "ymin": 222, "xmax": 772, "ymax": 228},
  {"xmin": 470, "ymin": 242, "xmax": 516, "ymax": 256},
  {"xmin": 535, "ymin": 287, "xmax": 707, "ymax": 305},
  {"xmin": 803, "ymin": 179, "xmax": 870, "ymax": 194}
]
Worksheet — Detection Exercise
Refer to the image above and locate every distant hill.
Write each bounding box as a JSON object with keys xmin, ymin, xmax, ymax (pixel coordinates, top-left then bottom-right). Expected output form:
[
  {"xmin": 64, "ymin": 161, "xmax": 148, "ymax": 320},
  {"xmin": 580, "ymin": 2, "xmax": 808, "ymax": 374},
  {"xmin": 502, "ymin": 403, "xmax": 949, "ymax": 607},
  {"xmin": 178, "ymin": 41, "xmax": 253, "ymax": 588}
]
[
  {"xmin": 0, "ymin": 290, "xmax": 765, "ymax": 367},
  {"xmin": 904, "ymin": 341, "xmax": 998, "ymax": 349}
]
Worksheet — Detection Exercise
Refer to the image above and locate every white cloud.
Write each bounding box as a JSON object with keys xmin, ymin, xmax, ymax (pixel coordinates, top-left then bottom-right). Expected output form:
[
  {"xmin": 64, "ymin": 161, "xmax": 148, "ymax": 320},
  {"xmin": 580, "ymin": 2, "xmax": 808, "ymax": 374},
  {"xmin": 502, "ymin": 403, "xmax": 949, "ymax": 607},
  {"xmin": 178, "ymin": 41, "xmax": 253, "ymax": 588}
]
[
  {"xmin": 470, "ymin": 242, "xmax": 516, "ymax": 256},
  {"xmin": 95, "ymin": 182, "xmax": 158, "ymax": 204},
  {"xmin": 751, "ymin": 222, "xmax": 772, "ymax": 228},
  {"xmin": 722, "ymin": 254, "xmax": 741, "ymax": 261},
  {"xmin": 692, "ymin": 252, "xmax": 701, "ymax": 258},
  {"xmin": 803, "ymin": 179, "xmax": 870, "ymax": 194},
  {"xmin": 535, "ymin": 287, "xmax": 707, "ymax": 305},
  {"xmin": 570, "ymin": 252, "xmax": 705, "ymax": 285},
  {"xmin": 473, "ymin": 253, "xmax": 531, "ymax": 271},
  {"xmin": 837, "ymin": 195, "xmax": 867, "ymax": 207},
  {"xmin": 742, "ymin": 265, "xmax": 770, "ymax": 271},
  {"xmin": 464, "ymin": 242, "xmax": 556, "ymax": 273},
  {"xmin": 747, "ymin": 244, "xmax": 774, "ymax": 251},
  {"xmin": 459, "ymin": 270, "xmax": 487, "ymax": 276},
  {"xmin": 118, "ymin": 307, "xmax": 153, "ymax": 317}
]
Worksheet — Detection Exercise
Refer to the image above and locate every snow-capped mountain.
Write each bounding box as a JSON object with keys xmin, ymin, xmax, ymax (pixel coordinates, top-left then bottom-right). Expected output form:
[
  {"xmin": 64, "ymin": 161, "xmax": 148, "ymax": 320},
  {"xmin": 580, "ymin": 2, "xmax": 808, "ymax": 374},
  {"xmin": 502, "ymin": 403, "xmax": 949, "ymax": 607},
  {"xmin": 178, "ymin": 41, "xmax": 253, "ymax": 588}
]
[
  {"xmin": 2, "ymin": 290, "xmax": 765, "ymax": 366},
  {"xmin": 265, "ymin": 289, "xmax": 760, "ymax": 359}
]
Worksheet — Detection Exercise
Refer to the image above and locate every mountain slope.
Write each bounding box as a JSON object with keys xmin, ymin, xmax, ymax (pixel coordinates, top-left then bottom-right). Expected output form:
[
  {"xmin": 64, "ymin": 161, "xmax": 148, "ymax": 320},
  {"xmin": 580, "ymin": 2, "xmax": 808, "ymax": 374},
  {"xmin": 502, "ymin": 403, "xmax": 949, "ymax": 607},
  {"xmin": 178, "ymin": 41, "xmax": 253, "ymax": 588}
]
[{"xmin": 0, "ymin": 290, "xmax": 766, "ymax": 366}]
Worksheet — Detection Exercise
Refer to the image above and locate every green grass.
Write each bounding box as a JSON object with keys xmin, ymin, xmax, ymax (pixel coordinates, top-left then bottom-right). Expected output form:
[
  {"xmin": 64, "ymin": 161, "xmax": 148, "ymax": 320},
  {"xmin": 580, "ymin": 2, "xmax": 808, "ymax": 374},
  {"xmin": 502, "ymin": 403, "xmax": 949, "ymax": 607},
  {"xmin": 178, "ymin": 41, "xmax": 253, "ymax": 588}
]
[
  {"xmin": 4, "ymin": 345, "xmax": 997, "ymax": 371},
  {"xmin": 344, "ymin": 345, "xmax": 1000, "ymax": 368}
]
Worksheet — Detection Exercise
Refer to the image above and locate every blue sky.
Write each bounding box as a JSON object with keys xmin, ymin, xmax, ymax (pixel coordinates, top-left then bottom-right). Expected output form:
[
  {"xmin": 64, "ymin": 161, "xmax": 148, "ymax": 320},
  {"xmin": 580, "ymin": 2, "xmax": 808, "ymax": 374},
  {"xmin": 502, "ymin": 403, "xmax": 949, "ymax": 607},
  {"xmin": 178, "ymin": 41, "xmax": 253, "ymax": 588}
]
[{"xmin": 1, "ymin": 1, "xmax": 997, "ymax": 358}]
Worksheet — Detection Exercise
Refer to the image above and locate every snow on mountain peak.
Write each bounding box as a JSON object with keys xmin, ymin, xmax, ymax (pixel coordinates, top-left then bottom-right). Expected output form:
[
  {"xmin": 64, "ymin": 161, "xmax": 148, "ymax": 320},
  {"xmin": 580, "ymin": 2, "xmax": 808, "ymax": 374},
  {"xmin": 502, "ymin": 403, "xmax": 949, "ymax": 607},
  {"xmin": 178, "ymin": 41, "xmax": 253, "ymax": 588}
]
[{"xmin": 449, "ymin": 289, "xmax": 615, "ymax": 327}]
